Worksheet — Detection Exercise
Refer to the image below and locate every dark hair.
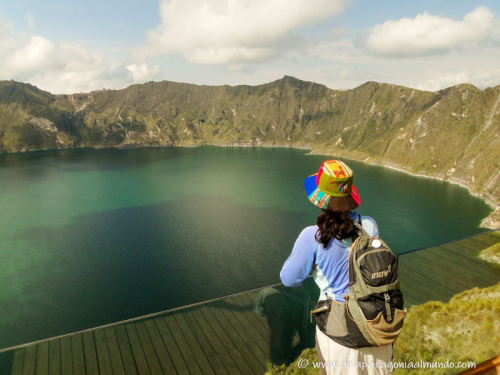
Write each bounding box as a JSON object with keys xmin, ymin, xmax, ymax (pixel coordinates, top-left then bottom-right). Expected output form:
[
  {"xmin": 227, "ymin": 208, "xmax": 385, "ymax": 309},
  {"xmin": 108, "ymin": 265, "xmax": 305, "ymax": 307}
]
[{"xmin": 315, "ymin": 210, "xmax": 355, "ymax": 248}]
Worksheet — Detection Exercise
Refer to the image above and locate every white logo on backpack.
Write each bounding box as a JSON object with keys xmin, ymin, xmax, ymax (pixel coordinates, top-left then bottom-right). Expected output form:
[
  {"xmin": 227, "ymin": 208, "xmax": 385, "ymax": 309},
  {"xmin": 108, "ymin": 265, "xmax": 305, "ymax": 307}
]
[{"xmin": 371, "ymin": 264, "xmax": 392, "ymax": 279}]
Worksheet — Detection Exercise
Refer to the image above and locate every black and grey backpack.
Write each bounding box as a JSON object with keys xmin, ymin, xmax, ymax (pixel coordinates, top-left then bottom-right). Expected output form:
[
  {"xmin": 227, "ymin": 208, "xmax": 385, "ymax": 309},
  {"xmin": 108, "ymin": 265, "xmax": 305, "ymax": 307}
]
[{"xmin": 311, "ymin": 222, "xmax": 406, "ymax": 348}]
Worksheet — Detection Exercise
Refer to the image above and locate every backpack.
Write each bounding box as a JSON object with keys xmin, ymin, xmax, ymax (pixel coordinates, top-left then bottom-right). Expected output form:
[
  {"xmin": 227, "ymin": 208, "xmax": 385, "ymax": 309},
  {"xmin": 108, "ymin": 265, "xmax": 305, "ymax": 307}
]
[{"xmin": 311, "ymin": 221, "xmax": 406, "ymax": 348}]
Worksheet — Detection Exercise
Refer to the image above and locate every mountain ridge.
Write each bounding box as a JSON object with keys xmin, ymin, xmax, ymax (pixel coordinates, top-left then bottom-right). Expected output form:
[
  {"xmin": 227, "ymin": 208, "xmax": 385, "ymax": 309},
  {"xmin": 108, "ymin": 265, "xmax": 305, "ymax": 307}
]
[{"xmin": 1, "ymin": 77, "xmax": 499, "ymax": 228}]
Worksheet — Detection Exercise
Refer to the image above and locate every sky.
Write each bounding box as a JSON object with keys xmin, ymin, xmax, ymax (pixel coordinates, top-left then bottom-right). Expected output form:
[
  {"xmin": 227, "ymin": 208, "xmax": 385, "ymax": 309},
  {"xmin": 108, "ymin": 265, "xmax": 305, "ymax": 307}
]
[{"xmin": 1, "ymin": 0, "xmax": 500, "ymax": 94}]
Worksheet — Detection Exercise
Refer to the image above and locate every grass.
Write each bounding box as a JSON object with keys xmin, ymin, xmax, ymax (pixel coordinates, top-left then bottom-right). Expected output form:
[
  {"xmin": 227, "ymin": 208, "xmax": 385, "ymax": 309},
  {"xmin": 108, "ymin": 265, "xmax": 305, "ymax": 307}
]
[{"xmin": 479, "ymin": 242, "xmax": 500, "ymax": 265}]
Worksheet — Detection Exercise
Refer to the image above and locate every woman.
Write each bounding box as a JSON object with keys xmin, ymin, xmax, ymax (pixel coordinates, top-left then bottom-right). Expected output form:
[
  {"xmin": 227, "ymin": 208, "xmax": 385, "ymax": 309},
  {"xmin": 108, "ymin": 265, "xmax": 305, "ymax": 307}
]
[{"xmin": 280, "ymin": 160, "xmax": 392, "ymax": 374}]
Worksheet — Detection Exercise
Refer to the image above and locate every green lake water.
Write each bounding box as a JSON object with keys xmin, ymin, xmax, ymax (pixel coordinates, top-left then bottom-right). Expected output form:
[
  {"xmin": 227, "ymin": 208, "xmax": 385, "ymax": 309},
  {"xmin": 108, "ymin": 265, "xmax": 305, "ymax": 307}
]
[{"xmin": 0, "ymin": 146, "xmax": 491, "ymax": 349}]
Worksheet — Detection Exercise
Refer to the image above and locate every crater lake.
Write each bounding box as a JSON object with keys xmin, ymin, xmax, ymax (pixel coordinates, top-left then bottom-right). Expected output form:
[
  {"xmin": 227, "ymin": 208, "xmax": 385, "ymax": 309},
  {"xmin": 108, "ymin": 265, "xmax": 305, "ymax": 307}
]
[{"xmin": 0, "ymin": 146, "xmax": 491, "ymax": 349}]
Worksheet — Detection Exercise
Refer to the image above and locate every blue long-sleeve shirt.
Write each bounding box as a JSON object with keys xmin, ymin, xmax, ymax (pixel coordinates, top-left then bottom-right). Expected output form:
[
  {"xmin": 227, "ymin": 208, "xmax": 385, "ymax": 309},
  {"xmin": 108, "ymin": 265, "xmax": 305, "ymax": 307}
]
[{"xmin": 280, "ymin": 212, "xmax": 379, "ymax": 302}]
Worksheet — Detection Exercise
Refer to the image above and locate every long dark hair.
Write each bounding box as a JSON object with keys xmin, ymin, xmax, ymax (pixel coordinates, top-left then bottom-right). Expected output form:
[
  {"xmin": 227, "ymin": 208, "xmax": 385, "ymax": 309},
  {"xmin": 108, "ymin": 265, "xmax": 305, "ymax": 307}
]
[{"xmin": 315, "ymin": 210, "xmax": 355, "ymax": 248}]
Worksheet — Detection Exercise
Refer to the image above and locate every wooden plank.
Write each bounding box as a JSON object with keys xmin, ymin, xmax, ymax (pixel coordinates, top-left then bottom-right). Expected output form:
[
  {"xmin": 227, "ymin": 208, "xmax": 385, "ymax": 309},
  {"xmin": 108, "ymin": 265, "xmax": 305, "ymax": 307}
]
[
  {"xmin": 186, "ymin": 309, "xmax": 240, "ymax": 375},
  {"xmin": 399, "ymin": 266, "xmax": 451, "ymax": 303},
  {"xmin": 154, "ymin": 317, "xmax": 189, "ymax": 375},
  {"xmin": 124, "ymin": 324, "xmax": 151, "ymax": 375},
  {"xmin": 399, "ymin": 253, "xmax": 484, "ymax": 292},
  {"xmin": 455, "ymin": 238, "xmax": 489, "ymax": 252},
  {"xmin": 70, "ymin": 335, "xmax": 85, "ymax": 375},
  {"xmin": 428, "ymin": 246, "xmax": 500, "ymax": 280},
  {"xmin": 400, "ymin": 251, "xmax": 493, "ymax": 289},
  {"xmin": 36, "ymin": 342, "xmax": 49, "ymax": 375},
  {"xmin": 172, "ymin": 312, "xmax": 215, "ymax": 375},
  {"xmin": 94, "ymin": 329, "xmax": 112, "ymax": 375},
  {"xmin": 228, "ymin": 294, "xmax": 270, "ymax": 343},
  {"xmin": 239, "ymin": 292, "xmax": 275, "ymax": 330},
  {"xmin": 435, "ymin": 246, "xmax": 500, "ymax": 280},
  {"xmin": 400, "ymin": 287, "xmax": 432, "ymax": 307},
  {"xmin": 22, "ymin": 345, "xmax": 36, "ymax": 375},
  {"xmin": 440, "ymin": 243, "xmax": 482, "ymax": 260},
  {"xmin": 60, "ymin": 337, "xmax": 72, "ymax": 375},
  {"xmin": 143, "ymin": 319, "xmax": 176, "ymax": 374},
  {"xmin": 218, "ymin": 300, "xmax": 270, "ymax": 357},
  {"xmin": 163, "ymin": 314, "xmax": 203, "ymax": 375},
  {"xmin": 399, "ymin": 263, "xmax": 460, "ymax": 299},
  {"xmin": 10, "ymin": 349, "xmax": 24, "ymax": 375},
  {"xmin": 206, "ymin": 305, "xmax": 265, "ymax": 373},
  {"xmin": 399, "ymin": 281, "xmax": 427, "ymax": 306},
  {"xmin": 420, "ymin": 248, "xmax": 497, "ymax": 285},
  {"xmin": 213, "ymin": 302, "xmax": 268, "ymax": 367},
  {"xmin": 216, "ymin": 294, "xmax": 270, "ymax": 342},
  {"xmin": 398, "ymin": 290, "xmax": 419, "ymax": 308},
  {"xmin": 182, "ymin": 309, "xmax": 230, "ymax": 375},
  {"xmin": 471, "ymin": 233, "xmax": 500, "ymax": 247},
  {"xmin": 82, "ymin": 332, "xmax": 99, "ymax": 375},
  {"xmin": 198, "ymin": 305, "xmax": 257, "ymax": 374},
  {"xmin": 114, "ymin": 325, "xmax": 139, "ymax": 375},
  {"xmin": 134, "ymin": 322, "xmax": 163, "ymax": 375},
  {"xmin": 399, "ymin": 262, "xmax": 449, "ymax": 300},
  {"xmin": 48, "ymin": 340, "xmax": 61, "ymax": 375},
  {"xmin": 104, "ymin": 327, "xmax": 126, "ymax": 375}
]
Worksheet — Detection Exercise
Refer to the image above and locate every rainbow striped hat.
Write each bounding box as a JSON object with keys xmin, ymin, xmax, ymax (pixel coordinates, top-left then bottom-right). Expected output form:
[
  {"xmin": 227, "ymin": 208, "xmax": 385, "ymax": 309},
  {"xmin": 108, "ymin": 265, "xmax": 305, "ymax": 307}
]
[{"xmin": 304, "ymin": 160, "xmax": 361, "ymax": 211}]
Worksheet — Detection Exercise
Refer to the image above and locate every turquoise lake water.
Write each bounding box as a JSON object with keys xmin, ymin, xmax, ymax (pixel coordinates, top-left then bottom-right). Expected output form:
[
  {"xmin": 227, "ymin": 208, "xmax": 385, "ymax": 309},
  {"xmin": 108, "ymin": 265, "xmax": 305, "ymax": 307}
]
[{"xmin": 0, "ymin": 146, "xmax": 491, "ymax": 348}]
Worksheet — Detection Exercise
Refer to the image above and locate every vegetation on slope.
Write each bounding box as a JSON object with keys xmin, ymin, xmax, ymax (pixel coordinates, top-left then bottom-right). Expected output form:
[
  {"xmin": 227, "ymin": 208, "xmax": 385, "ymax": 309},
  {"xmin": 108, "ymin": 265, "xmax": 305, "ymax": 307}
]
[
  {"xmin": 0, "ymin": 77, "xmax": 499, "ymax": 225},
  {"xmin": 479, "ymin": 241, "xmax": 500, "ymax": 265}
]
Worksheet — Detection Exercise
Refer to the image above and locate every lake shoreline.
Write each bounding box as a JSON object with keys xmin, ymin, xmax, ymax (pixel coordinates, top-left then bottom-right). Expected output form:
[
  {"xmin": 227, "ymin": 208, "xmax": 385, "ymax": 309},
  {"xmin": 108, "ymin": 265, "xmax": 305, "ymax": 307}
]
[
  {"xmin": 306, "ymin": 148, "xmax": 498, "ymax": 229},
  {"xmin": 1, "ymin": 141, "xmax": 498, "ymax": 229}
]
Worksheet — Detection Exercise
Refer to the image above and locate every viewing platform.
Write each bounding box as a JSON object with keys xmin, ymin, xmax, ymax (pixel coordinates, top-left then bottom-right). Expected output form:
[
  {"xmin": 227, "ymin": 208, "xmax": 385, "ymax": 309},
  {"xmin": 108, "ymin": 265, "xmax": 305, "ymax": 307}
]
[{"xmin": 1, "ymin": 230, "xmax": 499, "ymax": 375}]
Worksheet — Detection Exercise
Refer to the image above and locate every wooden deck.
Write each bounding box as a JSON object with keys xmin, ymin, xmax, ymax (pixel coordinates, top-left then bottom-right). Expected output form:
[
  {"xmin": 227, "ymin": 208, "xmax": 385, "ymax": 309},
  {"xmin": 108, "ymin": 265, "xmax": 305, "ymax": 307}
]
[
  {"xmin": 1, "ymin": 230, "xmax": 499, "ymax": 375},
  {"xmin": 3, "ymin": 292, "xmax": 276, "ymax": 375},
  {"xmin": 399, "ymin": 230, "xmax": 500, "ymax": 307}
]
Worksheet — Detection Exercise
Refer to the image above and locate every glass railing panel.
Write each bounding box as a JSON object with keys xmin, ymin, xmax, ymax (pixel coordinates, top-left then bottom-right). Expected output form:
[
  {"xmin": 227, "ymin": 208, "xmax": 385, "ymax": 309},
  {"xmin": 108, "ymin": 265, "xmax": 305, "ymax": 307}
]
[
  {"xmin": 1, "ymin": 229, "xmax": 498, "ymax": 374},
  {"xmin": 0, "ymin": 278, "xmax": 319, "ymax": 374}
]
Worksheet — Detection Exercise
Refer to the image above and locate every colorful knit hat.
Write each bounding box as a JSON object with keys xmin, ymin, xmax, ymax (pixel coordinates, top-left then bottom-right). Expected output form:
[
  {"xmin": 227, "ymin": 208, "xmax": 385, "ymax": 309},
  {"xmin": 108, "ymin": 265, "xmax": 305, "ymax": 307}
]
[{"xmin": 304, "ymin": 160, "xmax": 361, "ymax": 211}]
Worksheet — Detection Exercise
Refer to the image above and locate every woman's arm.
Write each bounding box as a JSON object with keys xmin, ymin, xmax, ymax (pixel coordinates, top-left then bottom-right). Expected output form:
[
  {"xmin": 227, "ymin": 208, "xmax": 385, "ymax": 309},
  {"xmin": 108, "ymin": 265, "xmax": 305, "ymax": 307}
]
[{"xmin": 280, "ymin": 226, "xmax": 317, "ymax": 287}]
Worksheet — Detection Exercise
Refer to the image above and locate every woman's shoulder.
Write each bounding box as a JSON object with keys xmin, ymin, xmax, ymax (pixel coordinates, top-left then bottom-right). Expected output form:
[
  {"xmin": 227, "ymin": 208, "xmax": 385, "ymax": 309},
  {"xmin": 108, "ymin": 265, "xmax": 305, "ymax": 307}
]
[{"xmin": 298, "ymin": 225, "xmax": 319, "ymax": 239}]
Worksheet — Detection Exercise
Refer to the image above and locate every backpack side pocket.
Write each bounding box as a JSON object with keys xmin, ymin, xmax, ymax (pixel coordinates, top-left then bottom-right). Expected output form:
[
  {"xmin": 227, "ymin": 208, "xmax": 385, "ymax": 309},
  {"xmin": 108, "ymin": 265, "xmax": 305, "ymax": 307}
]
[{"xmin": 364, "ymin": 308, "xmax": 406, "ymax": 346}]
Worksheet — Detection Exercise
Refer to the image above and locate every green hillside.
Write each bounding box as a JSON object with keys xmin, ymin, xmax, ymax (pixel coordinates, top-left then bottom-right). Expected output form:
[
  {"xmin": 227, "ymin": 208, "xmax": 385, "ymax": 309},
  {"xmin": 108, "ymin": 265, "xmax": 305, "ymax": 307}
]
[{"xmin": 0, "ymin": 77, "xmax": 499, "ymax": 226}]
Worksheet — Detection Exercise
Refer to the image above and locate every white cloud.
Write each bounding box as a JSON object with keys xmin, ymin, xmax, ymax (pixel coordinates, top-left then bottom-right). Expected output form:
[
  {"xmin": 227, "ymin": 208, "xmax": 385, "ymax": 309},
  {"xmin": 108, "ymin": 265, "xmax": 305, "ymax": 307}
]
[
  {"xmin": 139, "ymin": 0, "xmax": 347, "ymax": 65},
  {"xmin": 126, "ymin": 63, "xmax": 161, "ymax": 82},
  {"xmin": 359, "ymin": 6, "xmax": 500, "ymax": 57},
  {"xmin": 415, "ymin": 69, "xmax": 500, "ymax": 91},
  {"xmin": 7, "ymin": 36, "xmax": 61, "ymax": 72},
  {"xmin": 0, "ymin": 14, "xmax": 131, "ymax": 94}
]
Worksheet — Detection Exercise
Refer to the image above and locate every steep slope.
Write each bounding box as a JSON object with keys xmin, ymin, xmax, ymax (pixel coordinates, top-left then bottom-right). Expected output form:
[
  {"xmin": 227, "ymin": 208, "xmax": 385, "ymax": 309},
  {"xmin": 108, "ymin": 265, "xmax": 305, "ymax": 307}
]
[{"xmin": 0, "ymin": 77, "xmax": 499, "ymax": 226}]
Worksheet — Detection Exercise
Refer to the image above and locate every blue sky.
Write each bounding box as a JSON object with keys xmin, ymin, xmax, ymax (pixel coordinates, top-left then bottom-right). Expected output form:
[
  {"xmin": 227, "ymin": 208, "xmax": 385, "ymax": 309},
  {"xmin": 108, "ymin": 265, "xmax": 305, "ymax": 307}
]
[{"xmin": 1, "ymin": 0, "xmax": 499, "ymax": 94}]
